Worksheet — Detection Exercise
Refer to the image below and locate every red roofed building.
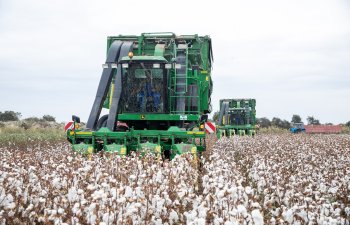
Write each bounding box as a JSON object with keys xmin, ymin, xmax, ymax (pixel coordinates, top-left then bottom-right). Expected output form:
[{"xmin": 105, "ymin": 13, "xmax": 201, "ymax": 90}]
[{"xmin": 304, "ymin": 125, "xmax": 342, "ymax": 134}]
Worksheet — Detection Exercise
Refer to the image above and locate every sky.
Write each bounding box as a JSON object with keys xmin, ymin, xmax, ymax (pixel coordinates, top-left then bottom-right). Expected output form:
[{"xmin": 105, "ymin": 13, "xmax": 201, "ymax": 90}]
[{"xmin": 0, "ymin": 0, "xmax": 349, "ymax": 124}]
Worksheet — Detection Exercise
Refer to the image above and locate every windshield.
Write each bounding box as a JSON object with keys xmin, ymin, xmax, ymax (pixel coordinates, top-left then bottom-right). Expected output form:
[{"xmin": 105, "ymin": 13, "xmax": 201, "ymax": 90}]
[{"xmin": 121, "ymin": 63, "xmax": 166, "ymax": 113}]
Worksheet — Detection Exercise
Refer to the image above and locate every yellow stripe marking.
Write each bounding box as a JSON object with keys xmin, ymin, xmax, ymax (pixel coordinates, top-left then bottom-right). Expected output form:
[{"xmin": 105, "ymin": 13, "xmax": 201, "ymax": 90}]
[
  {"xmin": 75, "ymin": 132, "xmax": 93, "ymax": 135},
  {"xmin": 187, "ymin": 131, "xmax": 205, "ymax": 135},
  {"xmin": 109, "ymin": 83, "xmax": 115, "ymax": 107}
]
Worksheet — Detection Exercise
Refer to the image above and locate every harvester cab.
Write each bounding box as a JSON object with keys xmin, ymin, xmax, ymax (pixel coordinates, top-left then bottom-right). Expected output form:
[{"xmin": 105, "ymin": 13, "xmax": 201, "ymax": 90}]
[
  {"xmin": 66, "ymin": 32, "xmax": 213, "ymax": 159},
  {"xmin": 216, "ymin": 99, "xmax": 256, "ymax": 137}
]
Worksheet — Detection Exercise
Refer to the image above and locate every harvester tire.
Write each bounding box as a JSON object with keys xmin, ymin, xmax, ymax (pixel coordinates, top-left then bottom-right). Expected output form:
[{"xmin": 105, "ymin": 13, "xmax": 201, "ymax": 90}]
[{"xmin": 96, "ymin": 114, "xmax": 108, "ymax": 130}]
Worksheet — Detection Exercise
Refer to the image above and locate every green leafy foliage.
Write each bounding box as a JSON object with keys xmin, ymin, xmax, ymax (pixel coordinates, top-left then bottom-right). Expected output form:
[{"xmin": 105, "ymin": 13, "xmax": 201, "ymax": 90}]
[
  {"xmin": 307, "ymin": 116, "xmax": 321, "ymax": 125},
  {"xmin": 291, "ymin": 114, "xmax": 302, "ymax": 123},
  {"xmin": 0, "ymin": 111, "xmax": 21, "ymax": 122}
]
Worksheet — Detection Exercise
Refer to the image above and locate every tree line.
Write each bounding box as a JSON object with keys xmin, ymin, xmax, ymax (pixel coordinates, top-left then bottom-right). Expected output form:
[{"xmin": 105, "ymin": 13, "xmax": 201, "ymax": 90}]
[
  {"xmin": 257, "ymin": 114, "xmax": 350, "ymax": 129},
  {"xmin": 0, "ymin": 111, "xmax": 56, "ymax": 123}
]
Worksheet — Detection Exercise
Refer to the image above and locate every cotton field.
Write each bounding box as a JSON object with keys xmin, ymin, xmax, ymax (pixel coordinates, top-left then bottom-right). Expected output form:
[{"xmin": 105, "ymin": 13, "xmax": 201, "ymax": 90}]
[{"xmin": 1, "ymin": 135, "xmax": 350, "ymax": 225}]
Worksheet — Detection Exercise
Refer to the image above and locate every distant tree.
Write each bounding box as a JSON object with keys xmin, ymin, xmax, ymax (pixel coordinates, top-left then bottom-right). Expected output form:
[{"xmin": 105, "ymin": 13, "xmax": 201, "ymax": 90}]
[
  {"xmin": 291, "ymin": 114, "xmax": 302, "ymax": 123},
  {"xmin": 325, "ymin": 123, "xmax": 333, "ymax": 125},
  {"xmin": 345, "ymin": 121, "xmax": 350, "ymax": 127},
  {"xmin": 307, "ymin": 116, "xmax": 320, "ymax": 125},
  {"xmin": 0, "ymin": 111, "xmax": 21, "ymax": 122},
  {"xmin": 281, "ymin": 120, "xmax": 291, "ymax": 129},
  {"xmin": 257, "ymin": 117, "xmax": 271, "ymax": 128},
  {"xmin": 271, "ymin": 117, "xmax": 290, "ymax": 129},
  {"xmin": 43, "ymin": 115, "xmax": 56, "ymax": 122},
  {"xmin": 271, "ymin": 117, "xmax": 282, "ymax": 127},
  {"xmin": 212, "ymin": 111, "xmax": 219, "ymax": 123}
]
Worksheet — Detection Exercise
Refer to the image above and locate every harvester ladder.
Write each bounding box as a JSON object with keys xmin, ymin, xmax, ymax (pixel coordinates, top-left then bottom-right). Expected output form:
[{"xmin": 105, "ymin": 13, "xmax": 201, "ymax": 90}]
[
  {"xmin": 174, "ymin": 44, "xmax": 188, "ymax": 94},
  {"xmin": 171, "ymin": 44, "xmax": 188, "ymax": 114}
]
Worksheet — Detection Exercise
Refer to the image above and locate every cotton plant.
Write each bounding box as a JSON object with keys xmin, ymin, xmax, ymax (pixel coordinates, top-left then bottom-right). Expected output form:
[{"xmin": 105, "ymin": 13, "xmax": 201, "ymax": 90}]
[{"xmin": 1, "ymin": 135, "xmax": 350, "ymax": 224}]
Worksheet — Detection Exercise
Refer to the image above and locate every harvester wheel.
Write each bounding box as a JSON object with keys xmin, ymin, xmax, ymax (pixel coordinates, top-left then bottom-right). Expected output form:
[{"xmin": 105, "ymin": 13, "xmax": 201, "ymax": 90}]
[{"xmin": 96, "ymin": 114, "xmax": 108, "ymax": 130}]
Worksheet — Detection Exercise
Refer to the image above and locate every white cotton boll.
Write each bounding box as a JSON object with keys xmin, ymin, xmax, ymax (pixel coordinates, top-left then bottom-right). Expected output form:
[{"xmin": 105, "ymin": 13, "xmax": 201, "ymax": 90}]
[
  {"xmin": 25, "ymin": 204, "xmax": 34, "ymax": 211},
  {"xmin": 50, "ymin": 209, "xmax": 58, "ymax": 216},
  {"xmin": 77, "ymin": 189, "xmax": 84, "ymax": 195},
  {"xmin": 52, "ymin": 177, "xmax": 61, "ymax": 189},
  {"xmin": 39, "ymin": 197, "xmax": 46, "ymax": 203},
  {"xmin": 134, "ymin": 202, "xmax": 142, "ymax": 208},
  {"xmin": 72, "ymin": 203, "xmax": 80, "ymax": 214},
  {"xmin": 213, "ymin": 217, "xmax": 224, "ymax": 225},
  {"xmin": 68, "ymin": 187, "xmax": 78, "ymax": 202},
  {"xmin": 217, "ymin": 190, "xmax": 225, "ymax": 198},
  {"xmin": 229, "ymin": 209, "xmax": 238, "ymax": 217},
  {"xmin": 117, "ymin": 197, "xmax": 126, "ymax": 203},
  {"xmin": 193, "ymin": 218, "xmax": 206, "ymax": 225},
  {"xmin": 101, "ymin": 182, "xmax": 109, "ymax": 188},
  {"xmin": 296, "ymin": 209, "xmax": 308, "ymax": 223},
  {"xmin": 329, "ymin": 218, "xmax": 338, "ymax": 225},
  {"xmin": 333, "ymin": 208, "xmax": 341, "ymax": 216},
  {"xmin": 153, "ymin": 218, "xmax": 163, "ymax": 225},
  {"xmin": 328, "ymin": 187, "xmax": 338, "ymax": 194},
  {"xmin": 87, "ymin": 184, "xmax": 95, "ymax": 191},
  {"xmin": 110, "ymin": 188, "xmax": 117, "ymax": 199},
  {"xmin": 345, "ymin": 207, "xmax": 350, "ymax": 216},
  {"xmin": 224, "ymin": 221, "xmax": 238, "ymax": 225},
  {"xmin": 89, "ymin": 214, "xmax": 97, "ymax": 225},
  {"xmin": 156, "ymin": 170, "xmax": 162, "ymax": 183},
  {"xmin": 129, "ymin": 175, "xmax": 136, "ymax": 181},
  {"xmin": 218, "ymin": 182, "xmax": 224, "ymax": 189},
  {"xmin": 67, "ymin": 156, "xmax": 73, "ymax": 162},
  {"xmin": 270, "ymin": 217, "xmax": 276, "ymax": 225},
  {"xmin": 251, "ymin": 209, "xmax": 264, "ymax": 225},
  {"xmin": 282, "ymin": 208, "xmax": 294, "ymax": 224},
  {"xmin": 99, "ymin": 222, "xmax": 106, "ymax": 225},
  {"xmin": 135, "ymin": 187, "xmax": 142, "ymax": 197},
  {"xmin": 237, "ymin": 204, "xmax": 247, "ymax": 216},
  {"xmin": 4, "ymin": 202, "xmax": 16, "ymax": 210},
  {"xmin": 92, "ymin": 189, "xmax": 105, "ymax": 200},
  {"xmin": 124, "ymin": 186, "xmax": 133, "ymax": 198},
  {"xmin": 251, "ymin": 202, "xmax": 261, "ymax": 209},
  {"xmin": 169, "ymin": 210, "xmax": 179, "ymax": 223},
  {"xmin": 58, "ymin": 208, "xmax": 64, "ymax": 214}
]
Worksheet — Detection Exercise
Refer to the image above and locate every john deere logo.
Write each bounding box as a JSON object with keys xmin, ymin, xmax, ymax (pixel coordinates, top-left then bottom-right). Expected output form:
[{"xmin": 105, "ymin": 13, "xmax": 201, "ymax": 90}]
[{"xmin": 141, "ymin": 115, "xmax": 145, "ymax": 119}]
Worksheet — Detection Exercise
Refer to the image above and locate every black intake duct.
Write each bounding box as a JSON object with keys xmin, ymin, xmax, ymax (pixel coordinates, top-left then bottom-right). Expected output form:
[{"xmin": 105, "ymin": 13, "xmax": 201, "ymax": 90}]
[
  {"xmin": 106, "ymin": 42, "xmax": 133, "ymax": 131},
  {"xmin": 218, "ymin": 101, "xmax": 229, "ymax": 126},
  {"xmin": 86, "ymin": 41, "xmax": 123, "ymax": 130}
]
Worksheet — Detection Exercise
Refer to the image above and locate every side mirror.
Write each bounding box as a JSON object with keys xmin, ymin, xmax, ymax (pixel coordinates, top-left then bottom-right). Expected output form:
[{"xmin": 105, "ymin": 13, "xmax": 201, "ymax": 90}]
[{"xmin": 72, "ymin": 115, "xmax": 80, "ymax": 123}]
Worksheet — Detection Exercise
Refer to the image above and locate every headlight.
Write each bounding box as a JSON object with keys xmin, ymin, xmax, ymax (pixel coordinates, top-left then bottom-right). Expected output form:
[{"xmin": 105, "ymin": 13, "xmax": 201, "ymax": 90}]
[
  {"xmin": 155, "ymin": 145, "xmax": 161, "ymax": 153},
  {"xmin": 191, "ymin": 146, "xmax": 197, "ymax": 154},
  {"xmin": 120, "ymin": 147, "xmax": 126, "ymax": 155}
]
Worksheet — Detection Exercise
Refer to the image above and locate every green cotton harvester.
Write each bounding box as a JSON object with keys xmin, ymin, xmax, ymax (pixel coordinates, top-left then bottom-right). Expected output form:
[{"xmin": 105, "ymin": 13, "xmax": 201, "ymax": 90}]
[
  {"xmin": 216, "ymin": 99, "xmax": 256, "ymax": 137},
  {"xmin": 66, "ymin": 32, "xmax": 213, "ymax": 159}
]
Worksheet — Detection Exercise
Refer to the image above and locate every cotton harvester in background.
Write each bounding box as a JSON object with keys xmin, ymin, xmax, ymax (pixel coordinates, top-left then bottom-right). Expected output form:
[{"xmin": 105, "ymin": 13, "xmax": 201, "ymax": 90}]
[
  {"xmin": 216, "ymin": 99, "xmax": 256, "ymax": 137},
  {"xmin": 66, "ymin": 33, "xmax": 213, "ymax": 159}
]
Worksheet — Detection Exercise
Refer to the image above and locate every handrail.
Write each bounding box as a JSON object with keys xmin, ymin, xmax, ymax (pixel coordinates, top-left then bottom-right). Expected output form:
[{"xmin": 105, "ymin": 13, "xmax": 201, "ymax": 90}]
[{"xmin": 141, "ymin": 32, "xmax": 176, "ymax": 37}]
